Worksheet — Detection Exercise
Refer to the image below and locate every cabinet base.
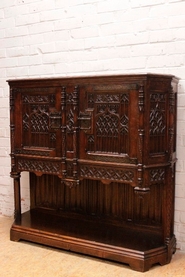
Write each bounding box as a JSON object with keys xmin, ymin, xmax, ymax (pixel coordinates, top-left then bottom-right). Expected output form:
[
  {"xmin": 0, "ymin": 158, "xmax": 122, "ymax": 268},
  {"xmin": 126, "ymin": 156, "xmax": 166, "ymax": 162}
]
[{"xmin": 10, "ymin": 209, "xmax": 176, "ymax": 272}]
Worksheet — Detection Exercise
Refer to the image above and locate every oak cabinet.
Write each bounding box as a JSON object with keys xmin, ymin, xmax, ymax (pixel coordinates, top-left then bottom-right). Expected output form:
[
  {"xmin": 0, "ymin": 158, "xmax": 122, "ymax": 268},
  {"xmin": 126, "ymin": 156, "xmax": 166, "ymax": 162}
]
[{"xmin": 8, "ymin": 74, "xmax": 178, "ymax": 272}]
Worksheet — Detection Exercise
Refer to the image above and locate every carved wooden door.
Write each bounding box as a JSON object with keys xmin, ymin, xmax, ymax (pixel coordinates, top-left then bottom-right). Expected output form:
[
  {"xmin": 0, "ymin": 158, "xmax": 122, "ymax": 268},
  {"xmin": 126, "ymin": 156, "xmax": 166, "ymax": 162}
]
[
  {"xmin": 78, "ymin": 83, "xmax": 140, "ymax": 185},
  {"xmin": 11, "ymin": 86, "xmax": 62, "ymax": 176}
]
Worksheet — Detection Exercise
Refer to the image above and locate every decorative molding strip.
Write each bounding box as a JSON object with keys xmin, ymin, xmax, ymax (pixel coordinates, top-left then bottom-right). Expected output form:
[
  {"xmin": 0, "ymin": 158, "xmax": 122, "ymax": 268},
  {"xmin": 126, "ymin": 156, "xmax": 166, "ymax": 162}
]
[
  {"xmin": 138, "ymin": 85, "xmax": 144, "ymax": 112},
  {"xmin": 15, "ymin": 149, "xmax": 51, "ymax": 156},
  {"xmin": 85, "ymin": 154, "xmax": 137, "ymax": 164},
  {"xmin": 94, "ymin": 84, "xmax": 138, "ymax": 91}
]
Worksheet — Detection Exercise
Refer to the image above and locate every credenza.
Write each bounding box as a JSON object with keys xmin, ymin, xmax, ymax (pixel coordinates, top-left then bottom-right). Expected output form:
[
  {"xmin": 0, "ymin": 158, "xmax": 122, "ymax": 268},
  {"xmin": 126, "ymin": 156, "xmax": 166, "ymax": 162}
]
[{"xmin": 8, "ymin": 74, "xmax": 178, "ymax": 272}]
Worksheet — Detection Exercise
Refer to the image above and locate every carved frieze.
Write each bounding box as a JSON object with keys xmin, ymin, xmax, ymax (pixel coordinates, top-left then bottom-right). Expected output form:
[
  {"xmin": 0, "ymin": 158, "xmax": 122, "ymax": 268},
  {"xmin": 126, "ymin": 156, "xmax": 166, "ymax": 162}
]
[
  {"xmin": 18, "ymin": 159, "xmax": 60, "ymax": 174},
  {"xmin": 22, "ymin": 94, "xmax": 50, "ymax": 103},
  {"xmin": 96, "ymin": 94, "xmax": 120, "ymax": 103},
  {"xmin": 80, "ymin": 165, "xmax": 134, "ymax": 183}
]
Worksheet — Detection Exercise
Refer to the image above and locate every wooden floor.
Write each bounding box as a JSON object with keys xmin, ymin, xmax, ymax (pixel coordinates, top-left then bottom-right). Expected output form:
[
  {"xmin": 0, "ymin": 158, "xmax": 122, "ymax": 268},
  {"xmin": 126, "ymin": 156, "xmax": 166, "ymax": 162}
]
[{"xmin": 1, "ymin": 215, "xmax": 185, "ymax": 277}]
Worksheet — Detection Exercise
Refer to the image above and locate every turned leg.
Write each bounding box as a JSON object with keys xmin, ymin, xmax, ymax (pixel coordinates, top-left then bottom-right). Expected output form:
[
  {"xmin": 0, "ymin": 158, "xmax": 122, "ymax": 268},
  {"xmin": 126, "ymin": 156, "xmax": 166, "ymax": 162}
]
[{"xmin": 13, "ymin": 173, "xmax": 21, "ymax": 222}]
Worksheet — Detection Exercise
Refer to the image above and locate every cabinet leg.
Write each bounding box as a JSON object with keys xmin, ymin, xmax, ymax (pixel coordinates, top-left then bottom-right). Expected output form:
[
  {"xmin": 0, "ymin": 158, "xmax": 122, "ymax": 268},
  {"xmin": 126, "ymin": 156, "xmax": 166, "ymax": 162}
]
[{"xmin": 13, "ymin": 173, "xmax": 21, "ymax": 222}]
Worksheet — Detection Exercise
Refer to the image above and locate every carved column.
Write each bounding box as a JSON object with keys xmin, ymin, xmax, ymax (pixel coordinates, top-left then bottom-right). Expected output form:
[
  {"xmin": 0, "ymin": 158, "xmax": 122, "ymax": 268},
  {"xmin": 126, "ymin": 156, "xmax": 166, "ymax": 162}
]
[
  {"xmin": 12, "ymin": 173, "xmax": 21, "ymax": 221},
  {"xmin": 10, "ymin": 88, "xmax": 21, "ymax": 220},
  {"xmin": 61, "ymin": 86, "xmax": 67, "ymax": 178},
  {"xmin": 164, "ymin": 85, "xmax": 177, "ymax": 257},
  {"xmin": 135, "ymin": 84, "xmax": 148, "ymax": 193},
  {"xmin": 72, "ymin": 86, "xmax": 79, "ymax": 181}
]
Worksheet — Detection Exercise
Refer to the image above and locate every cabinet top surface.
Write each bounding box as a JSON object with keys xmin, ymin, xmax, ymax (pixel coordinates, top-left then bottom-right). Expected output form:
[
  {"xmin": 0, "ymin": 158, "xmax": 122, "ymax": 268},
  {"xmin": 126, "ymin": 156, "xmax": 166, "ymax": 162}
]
[{"xmin": 7, "ymin": 73, "xmax": 179, "ymax": 85}]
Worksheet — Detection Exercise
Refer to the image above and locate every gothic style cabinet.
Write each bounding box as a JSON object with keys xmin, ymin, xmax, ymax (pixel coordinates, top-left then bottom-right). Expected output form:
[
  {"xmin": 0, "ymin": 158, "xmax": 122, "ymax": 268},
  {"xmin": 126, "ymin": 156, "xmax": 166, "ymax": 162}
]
[{"xmin": 8, "ymin": 74, "xmax": 178, "ymax": 272}]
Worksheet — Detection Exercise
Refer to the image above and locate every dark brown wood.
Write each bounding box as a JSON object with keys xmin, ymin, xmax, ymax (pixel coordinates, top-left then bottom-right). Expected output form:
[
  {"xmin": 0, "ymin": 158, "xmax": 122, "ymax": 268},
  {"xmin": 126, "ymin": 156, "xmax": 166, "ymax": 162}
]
[{"xmin": 8, "ymin": 74, "xmax": 178, "ymax": 272}]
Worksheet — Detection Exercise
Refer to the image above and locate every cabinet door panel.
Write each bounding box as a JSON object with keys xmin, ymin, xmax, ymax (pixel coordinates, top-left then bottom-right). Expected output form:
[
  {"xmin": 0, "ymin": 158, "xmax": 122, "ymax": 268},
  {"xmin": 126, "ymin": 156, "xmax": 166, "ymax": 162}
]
[
  {"xmin": 79, "ymin": 84, "xmax": 139, "ymax": 164},
  {"xmin": 14, "ymin": 87, "xmax": 62, "ymax": 158}
]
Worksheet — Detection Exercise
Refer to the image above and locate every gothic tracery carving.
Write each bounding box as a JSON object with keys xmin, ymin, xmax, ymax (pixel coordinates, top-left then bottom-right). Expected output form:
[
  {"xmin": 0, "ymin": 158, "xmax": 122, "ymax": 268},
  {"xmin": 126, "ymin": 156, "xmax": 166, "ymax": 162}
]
[
  {"xmin": 150, "ymin": 168, "xmax": 165, "ymax": 183},
  {"xmin": 120, "ymin": 115, "xmax": 129, "ymax": 134},
  {"xmin": 22, "ymin": 94, "xmax": 50, "ymax": 103},
  {"xmin": 18, "ymin": 159, "xmax": 60, "ymax": 174},
  {"xmin": 96, "ymin": 112, "xmax": 119, "ymax": 137},
  {"xmin": 80, "ymin": 165, "xmax": 134, "ymax": 182},
  {"xmin": 96, "ymin": 94, "xmax": 120, "ymax": 103},
  {"xmin": 150, "ymin": 93, "xmax": 166, "ymax": 135},
  {"xmin": 31, "ymin": 112, "xmax": 49, "ymax": 133}
]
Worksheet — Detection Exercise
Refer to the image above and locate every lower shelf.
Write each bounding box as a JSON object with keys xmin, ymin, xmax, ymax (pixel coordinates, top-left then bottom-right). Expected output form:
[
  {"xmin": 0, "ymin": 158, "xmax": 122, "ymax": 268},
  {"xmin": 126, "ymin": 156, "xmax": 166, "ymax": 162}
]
[{"xmin": 10, "ymin": 208, "xmax": 175, "ymax": 272}]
